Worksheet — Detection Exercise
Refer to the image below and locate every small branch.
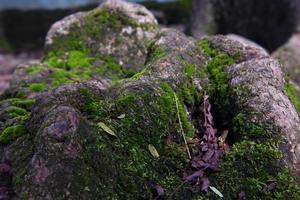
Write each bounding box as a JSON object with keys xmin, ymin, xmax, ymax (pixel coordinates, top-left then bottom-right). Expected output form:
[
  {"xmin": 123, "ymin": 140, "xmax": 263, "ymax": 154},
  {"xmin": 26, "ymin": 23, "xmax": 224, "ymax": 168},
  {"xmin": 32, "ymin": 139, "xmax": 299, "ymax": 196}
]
[{"xmin": 173, "ymin": 92, "xmax": 192, "ymax": 160}]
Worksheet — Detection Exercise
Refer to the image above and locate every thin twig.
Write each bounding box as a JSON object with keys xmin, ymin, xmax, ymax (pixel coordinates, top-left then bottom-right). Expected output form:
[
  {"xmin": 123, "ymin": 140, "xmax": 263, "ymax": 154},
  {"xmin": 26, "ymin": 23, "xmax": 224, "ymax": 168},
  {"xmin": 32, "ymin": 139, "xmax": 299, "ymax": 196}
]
[{"xmin": 173, "ymin": 92, "xmax": 192, "ymax": 160}]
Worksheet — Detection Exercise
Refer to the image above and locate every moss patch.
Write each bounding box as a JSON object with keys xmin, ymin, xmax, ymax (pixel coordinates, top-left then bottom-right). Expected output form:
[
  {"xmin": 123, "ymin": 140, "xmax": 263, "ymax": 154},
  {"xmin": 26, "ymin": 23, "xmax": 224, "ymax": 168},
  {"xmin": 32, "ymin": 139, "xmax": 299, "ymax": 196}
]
[
  {"xmin": 161, "ymin": 82, "xmax": 196, "ymax": 138},
  {"xmin": 199, "ymin": 39, "xmax": 236, "ymax": 123},
  {"xmin": 0, "ymin": 98, "xmax": 34, "ymax": 145},
  {"xmin": 2, "ymin": 98, "xmax": 35, "ymax": 109},
  {"xmin": 0, "ymin": 125, "xmax": 26, "ymax": 144},
  {"xmin": 5, "ymin": 106, "xmax": 29, "ymax": 118},
  {"xmin": 29, "ymin": 83, "xmax": 47, "ymax": 92},
  {"xmin": 26, "ymin": 65, "xmax": 47, "ymax": 75},
  {"xmin": 198, "ymin": 38, "xmax": 300, "ymax": 199},
  {"xmin": 284, "ymin": 80, "xmax": 300, "ymax": 112},
  {"xmin": 77, "ymin": 85, "xmax": 198, "ymax": 199},
  {"xmin": 209, "ymin": 141, "xmax": 300, "ymax": 199}
]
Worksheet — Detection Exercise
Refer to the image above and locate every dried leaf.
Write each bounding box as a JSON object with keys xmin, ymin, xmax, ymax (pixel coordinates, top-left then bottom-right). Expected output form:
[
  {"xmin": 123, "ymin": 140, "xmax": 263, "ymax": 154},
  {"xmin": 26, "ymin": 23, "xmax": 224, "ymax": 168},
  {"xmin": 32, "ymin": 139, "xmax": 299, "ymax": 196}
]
[
  {"xmin": 117, "ymin": 114, "xmax": 126, "ymax": 119},
  {"xmin": 149, "ymin": 181, "xmax": 164, "ymax": 198},
  {"xmin": 185, "ymin": 170, "xmax": 204, "ymax": 181},
  {"xmin": 238, "ymin": 191, "xmax": 246, "ymax": 199},
  {"xmin": 0, "ymin": 163, "xmax": 11, "ymax": 173},
  {"xmin": 148, "ymin": 144, "xmax": 159, "ymax": 158},
  {"xmin": 98, "ymin": 122, "xmax": 117, "ymax": 137},
  {"xmin": 209, "ymin": 186, "xmax": 223, "ymax": 198},
  {"xmin": 202, "ymin": 149, "xmax": 215, "ymax": 162},
  {"xmin": 155, "ymin": 185, "xmax": 164, "ymax": 197},
  {"xmin": 184, "ymin": 94, "xmax": 225, "ymax": 193},
  {"xmin": 201, "ymin": 177, "xmax": 210, "ymax": 192}
]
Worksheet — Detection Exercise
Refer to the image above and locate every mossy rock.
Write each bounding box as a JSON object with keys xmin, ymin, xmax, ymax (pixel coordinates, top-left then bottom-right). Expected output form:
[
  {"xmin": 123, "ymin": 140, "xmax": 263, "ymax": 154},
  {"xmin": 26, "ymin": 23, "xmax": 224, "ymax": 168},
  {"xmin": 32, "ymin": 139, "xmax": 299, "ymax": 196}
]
[
  {"xmin": 45, "ymin": 0, "xmax": 159, "ymax": 73},
  {"xmin": 4, "ymin": 28, "xmax": 206, "ymax": 199},
  {"xmin": 1, "ymin": 0, "xmax": 300, "ymax": 199}
]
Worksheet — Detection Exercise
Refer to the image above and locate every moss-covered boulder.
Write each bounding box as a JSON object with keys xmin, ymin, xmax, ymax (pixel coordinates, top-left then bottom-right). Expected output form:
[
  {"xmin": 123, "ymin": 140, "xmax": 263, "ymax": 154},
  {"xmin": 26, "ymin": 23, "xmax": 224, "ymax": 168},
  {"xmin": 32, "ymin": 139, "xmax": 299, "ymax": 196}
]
[
  {"xmin": 0, "ymin": 0, "xmax": 300, "ymax": 199},
  {"xmin": 45, "ymin": 0, "xmax": 159, "ymax": 73}
]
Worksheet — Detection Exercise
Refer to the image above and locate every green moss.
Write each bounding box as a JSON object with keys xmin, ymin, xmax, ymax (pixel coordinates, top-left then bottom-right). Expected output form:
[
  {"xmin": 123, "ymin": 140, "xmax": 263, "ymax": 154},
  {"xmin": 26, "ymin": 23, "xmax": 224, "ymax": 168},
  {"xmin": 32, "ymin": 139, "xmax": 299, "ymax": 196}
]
[
  {"xmin": 198, "ymin": 39, "xmax": 242, "ymax": 108},
  {"xmin": 284, "ymin": 80, "xmax": 300, "ymax": 112},
  {"xmin": 209, "ymin": 141, "xmax": 300, "ymax": 199},
  {"xmin": 26, "ymin": 65, "xmax": 47, "ymax": 75},
  {"xmin": 3, "ymin": 98, "xmax": 35, "ymax": 108},
  {"xmin": 81, "ymin": 89, "xmax": 106, "ymax": 117},
  {"xmin": 29, "ymin": 83, "xmax": 47, "ymax": 92},
  {"xmin": 184, "ymin": 63, "xmax": 196, "ymax": 79},
  {"xmin": 0, "ymin": 125, "xmax": 26, "ymax": 144},
  {"xmin": 44, "ymin": 49, "xmax": 136, "ymax": 88},
  {"xmin": 116, "ymin": 93, "xmax": 137, "ymax": 107},
  {"xmin": 67, "ymin": 51, "xmax": 93, "ymax": 68},
  {"xmin": 46, "ymin": 52, "xmax": 65, "ymax": 68},
  {"xmin": 49, "ymin": 68, "xmax": 76, "ymax": 88},
  {"xmin": 35, "ymin": 7, "xmax": 158, "ymax": 89},
  {"xmin": 78, "ymin": 85, "xmax": 194, "ymax": 198},
  {"xmin": 198, "ymin": 39, "xmax": 236, "ymax": 123},
  {"xmin": 0, "ymin": 97, "xmax": 34, "ymax": 145},
  {"xmin": 160, "ymin": 82, "xmax": 195, "ymax": 139},
  {"xmin": 198, "ymin": 38, "xmax": 300, "ymax": 199},
  {"xmin": 47, "ymin": 6, "xmax": 156, "ymax": 56},
  {"xmin": 159, "ymin": 84, "xmax": 175, "ymax": 116},
  {"xmin": 146, "ymin": 40, "xmax": 168, "ymax": 64},
  {"xmin": 151, "ymin": 46, "xmax": 167, "ymax": 62},
  {"xmin": 5, "ymin": 106, "xmax": 29, "ymax": 118},
  {"xmin": 177, "ymin": 102, "xmax": 195, "ymax": 138},
  {"xmin": 232, "ymin": 113, "xmax": 276, "ymax": 142}
]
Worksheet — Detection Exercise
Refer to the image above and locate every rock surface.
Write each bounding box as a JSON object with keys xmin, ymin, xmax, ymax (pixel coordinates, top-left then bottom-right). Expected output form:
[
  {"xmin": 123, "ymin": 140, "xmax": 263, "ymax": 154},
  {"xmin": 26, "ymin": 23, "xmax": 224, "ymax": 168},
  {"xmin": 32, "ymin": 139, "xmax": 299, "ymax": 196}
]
[
  {"xmin": 273, "ymin": 32, "xmax": 300, "ymax": 108},
  {"xmin": 0, "ymin": 0, "xmax": 300, "ymax": 199},
  {"xmin": 0, "ymin": 52, "xmax": 41, "ymax": 95}
]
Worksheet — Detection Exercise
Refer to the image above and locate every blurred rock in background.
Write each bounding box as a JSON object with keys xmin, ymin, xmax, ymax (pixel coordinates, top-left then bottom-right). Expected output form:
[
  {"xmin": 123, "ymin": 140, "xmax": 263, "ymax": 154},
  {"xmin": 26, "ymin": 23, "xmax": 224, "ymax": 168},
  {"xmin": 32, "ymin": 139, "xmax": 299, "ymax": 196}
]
[
  {"xmin": 0, "ymin": 0, "xmax": 191, "ymax": 52},
  {"xmin": 273, "ymin": 26, "xmax": 300, "ymax": 97},
  {"xmin": 191, "ymin": 0, "xmax": 300, "ymax": 52}
]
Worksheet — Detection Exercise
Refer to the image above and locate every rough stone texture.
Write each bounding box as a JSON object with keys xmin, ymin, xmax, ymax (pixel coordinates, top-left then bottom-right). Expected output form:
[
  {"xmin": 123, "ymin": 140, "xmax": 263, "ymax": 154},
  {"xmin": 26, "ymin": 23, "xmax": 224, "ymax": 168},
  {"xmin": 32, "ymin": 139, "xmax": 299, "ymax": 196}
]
[
  {"xmin": 45, "ymin": 12, "xmax": 85, "ymax": 46},
  {"xmin": 0, "ymin": 0, "xmax": 300, "ymax": 199},
  {"xmin": 191, "ymin": 0, "xmax": 300, "ymax": 51},
  {"xmin": 227, "ymin": 58, "xmax": 300, "ymax": 178},
  {"xmin": 203, "ymin": 35, "xmax": 300, "ymax": 181},
  {"xmin": 4, "ymin": 29, "xmax": 204, "ymax": 199},
  {"xmin": 45, "ymin": 0, "xmax": 159, "ymax": 71},
  {"xmin": 226, "ymin": 34, "xmax": 269, "ymax": 55},
  {"xmin": 207, "ymin": 35, "xmax": 269, "ymax": 62},
  {"xmin": 273, "ymin": 32, "xmax": 300, "ymax": 95},
  {"xmin": 0, "ymin": 52, "xmax": 41, "ymax": 95}
]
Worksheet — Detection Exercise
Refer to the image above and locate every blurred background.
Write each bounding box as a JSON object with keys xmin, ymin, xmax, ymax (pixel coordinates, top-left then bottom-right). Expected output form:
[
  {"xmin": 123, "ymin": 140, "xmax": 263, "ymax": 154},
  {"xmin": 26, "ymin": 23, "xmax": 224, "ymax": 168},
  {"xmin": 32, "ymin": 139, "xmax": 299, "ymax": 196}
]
[{"xmin": 0, "ymin": 0, "xmax": 300, "ymax": 93}]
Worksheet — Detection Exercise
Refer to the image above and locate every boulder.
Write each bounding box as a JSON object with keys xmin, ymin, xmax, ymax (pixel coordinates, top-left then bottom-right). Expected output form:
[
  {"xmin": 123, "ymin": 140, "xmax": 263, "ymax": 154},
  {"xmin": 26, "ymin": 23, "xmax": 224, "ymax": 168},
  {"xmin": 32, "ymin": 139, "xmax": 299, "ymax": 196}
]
[{"xmin": 0, "ymin": 0, "xmax": 300, "ymax": 199}]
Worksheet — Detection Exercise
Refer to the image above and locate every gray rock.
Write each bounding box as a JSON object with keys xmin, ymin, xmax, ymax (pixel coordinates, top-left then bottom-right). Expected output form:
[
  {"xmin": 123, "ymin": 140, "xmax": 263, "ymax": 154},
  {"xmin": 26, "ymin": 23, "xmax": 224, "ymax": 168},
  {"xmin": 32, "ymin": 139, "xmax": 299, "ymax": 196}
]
[
  {"xmin": 226, "ymin": 34, "xmax": 269, "ymax": 55},
  {"xmin": 273, "ymin": 32, "xmax": 300, "ymax": 96}
]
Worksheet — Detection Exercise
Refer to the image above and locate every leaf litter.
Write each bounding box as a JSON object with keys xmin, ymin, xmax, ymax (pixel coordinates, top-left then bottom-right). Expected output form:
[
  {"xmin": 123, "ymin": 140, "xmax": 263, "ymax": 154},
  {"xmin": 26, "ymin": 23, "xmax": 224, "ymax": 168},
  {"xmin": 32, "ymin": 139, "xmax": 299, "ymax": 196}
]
[{"xmin": 183, "ymin": 94, "xmax": 227, "ymax": 195}]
